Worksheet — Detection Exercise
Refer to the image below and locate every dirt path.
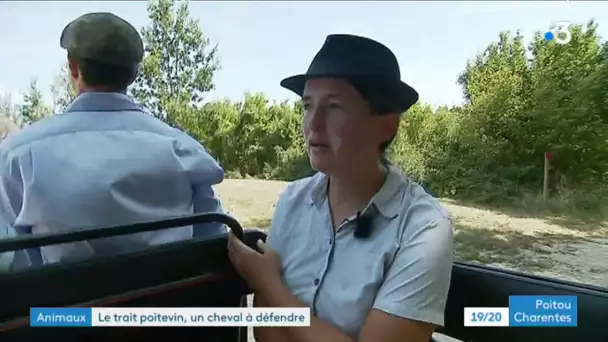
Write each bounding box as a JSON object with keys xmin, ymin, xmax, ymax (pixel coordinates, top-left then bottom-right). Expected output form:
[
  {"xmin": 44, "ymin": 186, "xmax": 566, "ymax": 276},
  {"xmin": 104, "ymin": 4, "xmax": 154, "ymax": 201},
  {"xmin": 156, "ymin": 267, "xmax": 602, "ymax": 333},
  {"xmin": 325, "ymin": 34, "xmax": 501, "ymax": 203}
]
[
  {"xmin": 445, "ymin": 200, "xmax": 608, "ymax": 286},
  {"xmin": 214, "ymin": 179, "xmax": 608, "ymax": 288}
]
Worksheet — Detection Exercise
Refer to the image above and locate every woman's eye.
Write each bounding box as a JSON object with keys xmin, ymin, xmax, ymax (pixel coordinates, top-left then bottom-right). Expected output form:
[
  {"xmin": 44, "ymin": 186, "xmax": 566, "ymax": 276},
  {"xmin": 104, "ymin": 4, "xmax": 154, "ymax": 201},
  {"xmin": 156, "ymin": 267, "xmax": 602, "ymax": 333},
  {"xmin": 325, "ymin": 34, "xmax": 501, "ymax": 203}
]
[{"xmin": 328, "ymin": 102, "xmax": 343, "ymax": 110}]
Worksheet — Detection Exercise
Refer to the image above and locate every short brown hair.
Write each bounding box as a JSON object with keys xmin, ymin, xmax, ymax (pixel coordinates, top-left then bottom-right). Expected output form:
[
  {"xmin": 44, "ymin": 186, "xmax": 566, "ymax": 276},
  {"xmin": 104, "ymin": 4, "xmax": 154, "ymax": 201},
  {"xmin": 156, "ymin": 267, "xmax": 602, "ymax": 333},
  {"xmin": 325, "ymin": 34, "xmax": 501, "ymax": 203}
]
[{"xmin": 72, "ymin": 56, "xmax": 137, "ymax": 92}]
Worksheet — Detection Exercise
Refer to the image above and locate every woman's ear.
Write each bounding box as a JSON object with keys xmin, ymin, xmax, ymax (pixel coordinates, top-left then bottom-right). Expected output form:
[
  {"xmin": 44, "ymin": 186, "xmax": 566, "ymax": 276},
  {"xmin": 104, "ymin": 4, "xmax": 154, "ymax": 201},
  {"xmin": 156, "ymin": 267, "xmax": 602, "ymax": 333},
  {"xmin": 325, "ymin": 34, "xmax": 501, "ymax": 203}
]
[{"xmin": 379, "ymin": 114, "xmax": 400, "ymax": 144}]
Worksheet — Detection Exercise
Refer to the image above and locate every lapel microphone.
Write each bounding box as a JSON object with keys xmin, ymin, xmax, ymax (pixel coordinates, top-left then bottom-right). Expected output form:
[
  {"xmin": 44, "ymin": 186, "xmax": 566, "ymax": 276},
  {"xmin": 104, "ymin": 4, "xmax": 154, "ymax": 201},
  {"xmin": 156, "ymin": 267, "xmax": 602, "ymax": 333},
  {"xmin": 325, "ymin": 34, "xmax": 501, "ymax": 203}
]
[{"xmin": 353, "ymin": 211, "xmax": 374, "ymax": 239}]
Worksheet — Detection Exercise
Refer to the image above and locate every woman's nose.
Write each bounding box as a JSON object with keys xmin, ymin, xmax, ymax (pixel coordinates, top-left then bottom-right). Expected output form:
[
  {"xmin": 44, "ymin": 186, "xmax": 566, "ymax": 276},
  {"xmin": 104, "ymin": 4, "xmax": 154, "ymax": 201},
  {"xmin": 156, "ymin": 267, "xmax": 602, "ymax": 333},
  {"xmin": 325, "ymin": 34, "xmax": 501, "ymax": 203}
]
[{"xmin": 306, "ymin": 106, "xmax": 326, "ymax": 131}]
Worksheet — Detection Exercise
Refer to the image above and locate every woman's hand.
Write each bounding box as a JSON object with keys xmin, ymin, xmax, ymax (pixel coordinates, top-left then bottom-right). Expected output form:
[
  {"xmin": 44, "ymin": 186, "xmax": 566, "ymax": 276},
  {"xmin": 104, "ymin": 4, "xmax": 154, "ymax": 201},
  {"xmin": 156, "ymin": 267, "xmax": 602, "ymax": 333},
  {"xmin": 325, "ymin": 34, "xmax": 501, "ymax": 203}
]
[{"xmin": 227, "ymin": 230, "xmax": 282, "ymax": 292}]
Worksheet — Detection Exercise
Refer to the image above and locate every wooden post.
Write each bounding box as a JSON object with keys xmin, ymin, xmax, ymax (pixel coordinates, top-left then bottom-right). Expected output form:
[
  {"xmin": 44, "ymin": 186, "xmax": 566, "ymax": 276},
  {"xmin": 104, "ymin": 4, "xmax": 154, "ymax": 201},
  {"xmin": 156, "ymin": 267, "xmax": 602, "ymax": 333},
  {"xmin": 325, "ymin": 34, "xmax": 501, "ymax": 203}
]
[{"xmin": 543, "ymin": 152, "xmax": 551, "ymax": 203}]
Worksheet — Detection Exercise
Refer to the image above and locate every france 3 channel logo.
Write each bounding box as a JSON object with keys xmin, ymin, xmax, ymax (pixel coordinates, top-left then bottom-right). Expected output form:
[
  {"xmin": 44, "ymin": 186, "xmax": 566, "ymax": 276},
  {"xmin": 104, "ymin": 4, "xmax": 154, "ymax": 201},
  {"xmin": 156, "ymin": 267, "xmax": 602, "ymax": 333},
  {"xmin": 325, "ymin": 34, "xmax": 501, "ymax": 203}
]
[
  {"xmin": 544, "ymin": 21, "xmax": 572, "ymax": 45},
  {"xmin": 464, "ymin": 295, "xmax": 577, "ymax": 327}
]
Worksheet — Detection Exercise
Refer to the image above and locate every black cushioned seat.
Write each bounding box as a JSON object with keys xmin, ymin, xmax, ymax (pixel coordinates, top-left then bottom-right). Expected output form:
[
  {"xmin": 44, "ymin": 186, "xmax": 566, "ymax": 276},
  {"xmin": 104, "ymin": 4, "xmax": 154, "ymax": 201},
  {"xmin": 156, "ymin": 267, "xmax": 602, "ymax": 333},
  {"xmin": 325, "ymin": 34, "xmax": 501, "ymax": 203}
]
[
  {"xmin": 2, "ymin": 213, "xmax": 606, "ymax": 342},
  {"xmin": 438, "ymin": 262, "xmax": 608, "ymax": 342},
  {"xmin": 0, "ymin": 213, "xmax": 261, "ymax": 342}
]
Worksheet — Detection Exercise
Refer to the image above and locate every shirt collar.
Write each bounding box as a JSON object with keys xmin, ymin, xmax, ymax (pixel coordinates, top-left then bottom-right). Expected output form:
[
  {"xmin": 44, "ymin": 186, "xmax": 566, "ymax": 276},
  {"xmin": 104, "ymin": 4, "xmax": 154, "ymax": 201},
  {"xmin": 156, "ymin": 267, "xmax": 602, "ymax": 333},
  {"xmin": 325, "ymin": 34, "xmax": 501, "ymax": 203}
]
[
  {"xmin": 307, "ymin": 165, "xmax": 403, "ymax": 219},
  {"xmin": 64, "ymin": 92, "xmax": 142, "ymax": 113}
]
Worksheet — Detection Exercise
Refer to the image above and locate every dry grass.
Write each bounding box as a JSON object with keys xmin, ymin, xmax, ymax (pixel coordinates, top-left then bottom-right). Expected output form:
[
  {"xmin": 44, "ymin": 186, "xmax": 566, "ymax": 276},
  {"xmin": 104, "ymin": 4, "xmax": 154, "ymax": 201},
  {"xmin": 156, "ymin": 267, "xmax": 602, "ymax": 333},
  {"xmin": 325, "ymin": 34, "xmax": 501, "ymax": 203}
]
[
  {"xmin": 214, "ymin": 179, "xmax": 285, "ymax": 228},
  {"xmin": 214, "ymin": 179, "xmax": 608, "ymax": 287}
]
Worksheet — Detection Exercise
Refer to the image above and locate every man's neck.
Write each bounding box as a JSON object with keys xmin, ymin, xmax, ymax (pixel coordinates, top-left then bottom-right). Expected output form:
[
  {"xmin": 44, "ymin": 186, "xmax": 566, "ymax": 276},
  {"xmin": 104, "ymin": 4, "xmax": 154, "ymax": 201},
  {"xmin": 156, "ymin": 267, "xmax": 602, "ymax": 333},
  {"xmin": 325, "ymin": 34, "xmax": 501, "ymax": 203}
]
[{"xmin": 77, "ymin": 87, "xmax": 126, "ymax": 96}]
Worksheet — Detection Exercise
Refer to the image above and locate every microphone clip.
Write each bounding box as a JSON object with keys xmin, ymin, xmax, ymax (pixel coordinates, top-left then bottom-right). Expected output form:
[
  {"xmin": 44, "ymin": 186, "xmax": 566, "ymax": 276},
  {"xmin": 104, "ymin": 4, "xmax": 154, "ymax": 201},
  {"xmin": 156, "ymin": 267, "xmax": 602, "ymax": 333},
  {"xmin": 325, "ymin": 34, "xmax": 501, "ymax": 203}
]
[{"xmin": 353, "ymin": 211, "xmax": 374, "ymax": 239}]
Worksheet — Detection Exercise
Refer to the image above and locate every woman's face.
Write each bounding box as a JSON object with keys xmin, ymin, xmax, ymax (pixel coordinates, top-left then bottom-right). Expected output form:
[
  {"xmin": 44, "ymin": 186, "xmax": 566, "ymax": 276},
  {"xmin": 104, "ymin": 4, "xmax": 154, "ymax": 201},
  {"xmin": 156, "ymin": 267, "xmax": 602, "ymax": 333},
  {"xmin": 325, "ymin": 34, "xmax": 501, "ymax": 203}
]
[{"xmin": 301, "ymin": 78, "xmax": 391, "ymax": 174}]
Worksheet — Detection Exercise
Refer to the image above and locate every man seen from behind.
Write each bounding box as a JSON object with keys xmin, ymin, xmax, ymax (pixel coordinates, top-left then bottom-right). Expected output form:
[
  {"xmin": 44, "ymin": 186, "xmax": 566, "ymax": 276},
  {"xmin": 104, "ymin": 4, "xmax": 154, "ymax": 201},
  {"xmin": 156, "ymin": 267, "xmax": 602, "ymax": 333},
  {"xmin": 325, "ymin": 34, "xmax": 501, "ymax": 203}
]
[{"xmin": 0, "ymin": 12, "xmax": 226, "ymax": 270}]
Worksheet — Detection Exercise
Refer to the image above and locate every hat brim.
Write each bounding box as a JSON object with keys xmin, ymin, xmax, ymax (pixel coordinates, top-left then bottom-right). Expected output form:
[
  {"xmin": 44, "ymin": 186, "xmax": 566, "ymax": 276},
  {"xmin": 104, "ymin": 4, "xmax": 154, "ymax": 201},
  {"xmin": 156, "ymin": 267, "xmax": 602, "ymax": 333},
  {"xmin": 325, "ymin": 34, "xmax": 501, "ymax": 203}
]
[
  {"xmin": 280, "ymin": 74, "xmax": 419, "ymax": 114},
  {"xmin": 60, "ymin": 22, "xmax": 72, "ymax": 49}
]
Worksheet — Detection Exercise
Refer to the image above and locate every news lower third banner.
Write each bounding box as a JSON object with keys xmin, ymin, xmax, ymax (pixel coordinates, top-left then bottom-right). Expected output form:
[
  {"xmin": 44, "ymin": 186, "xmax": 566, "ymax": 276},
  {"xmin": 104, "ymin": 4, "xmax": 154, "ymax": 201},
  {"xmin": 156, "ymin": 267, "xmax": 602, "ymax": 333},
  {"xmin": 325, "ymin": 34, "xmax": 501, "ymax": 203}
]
[
  {"xmin": 464, "ymin": 295, "xmax": 577, "ymax": 327},
  {"xmin": 29, "ymin": 307, "xmax": 311, "ymax": 327}
]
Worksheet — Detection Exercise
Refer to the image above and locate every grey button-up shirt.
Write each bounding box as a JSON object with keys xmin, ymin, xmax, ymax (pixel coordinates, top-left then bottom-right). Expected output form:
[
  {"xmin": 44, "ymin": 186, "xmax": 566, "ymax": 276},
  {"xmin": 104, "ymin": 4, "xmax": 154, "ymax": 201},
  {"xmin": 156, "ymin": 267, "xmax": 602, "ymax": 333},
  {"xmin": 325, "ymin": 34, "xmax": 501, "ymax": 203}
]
[
  {"xmin": 267, "ymin": 165, "xmax": 454, "ymax": 337},
  {"xmin": 0, "ymin": 92, "xmax": 226, "ymax": 270}
]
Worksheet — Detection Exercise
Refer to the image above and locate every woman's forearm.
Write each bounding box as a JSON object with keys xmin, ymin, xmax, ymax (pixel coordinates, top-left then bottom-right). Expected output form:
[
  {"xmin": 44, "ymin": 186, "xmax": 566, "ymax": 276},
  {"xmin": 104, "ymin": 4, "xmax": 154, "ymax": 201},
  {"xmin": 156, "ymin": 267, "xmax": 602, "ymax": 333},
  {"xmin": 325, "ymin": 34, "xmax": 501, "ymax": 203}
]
[
  {"xmin": 259, "ymin": 280, "xmax": 354, "ymax": 342},
  {"xmin": 253, "ymin": 295, "xmax": 290, "ymax": 342},
  {"xmin": 254, "ymin": 327, "xmax": 289, "ymax": 342}
]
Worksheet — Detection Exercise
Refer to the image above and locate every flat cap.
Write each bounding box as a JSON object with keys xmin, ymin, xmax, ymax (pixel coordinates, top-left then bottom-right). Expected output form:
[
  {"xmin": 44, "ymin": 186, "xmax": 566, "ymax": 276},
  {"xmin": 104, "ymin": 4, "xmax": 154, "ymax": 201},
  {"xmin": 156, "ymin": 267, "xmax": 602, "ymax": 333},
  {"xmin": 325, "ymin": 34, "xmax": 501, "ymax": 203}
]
[{"xmin": 60, "ymin": 12, "xmax": 144, "ymax": 67}]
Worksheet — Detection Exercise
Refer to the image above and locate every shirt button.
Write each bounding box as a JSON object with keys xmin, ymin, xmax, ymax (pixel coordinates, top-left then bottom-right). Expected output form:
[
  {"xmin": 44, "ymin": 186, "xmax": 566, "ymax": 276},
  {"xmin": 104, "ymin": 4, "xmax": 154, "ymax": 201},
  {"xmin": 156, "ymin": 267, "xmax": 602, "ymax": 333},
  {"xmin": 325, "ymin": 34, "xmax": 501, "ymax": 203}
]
[
  {"xmin": 314, "ymin": 278, "xmax": 320, "ymax": 286},
  {"xmin": 328, "ymin": 239, "xmax": 332, "ymax": 245}
]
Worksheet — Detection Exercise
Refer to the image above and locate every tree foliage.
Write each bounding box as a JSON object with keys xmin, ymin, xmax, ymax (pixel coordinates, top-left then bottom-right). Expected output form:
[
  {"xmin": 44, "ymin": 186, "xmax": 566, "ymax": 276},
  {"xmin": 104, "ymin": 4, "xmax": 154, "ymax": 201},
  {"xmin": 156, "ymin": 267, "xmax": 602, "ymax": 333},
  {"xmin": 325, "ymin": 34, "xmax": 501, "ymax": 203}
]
[
  {"xmin": 19, "ymin": 79, "xmax": 51, "ymax": 126},
  {"xmin": 50, "ymin": 63, "xmax": 77, "ymax": 113},
  {"xmin": 130, "ymin": 0, "xmax": 220, "ymax": 125},
  {"xmin": 397, "ymin": 21, "xmax": 608, "ymax": 205},
  {"xmin": 0, "ymin": 93, "xmax": 19, "ymax": 141},
  {"xmin": 12, "ymin": 3, "xmax": 608, "ymax": 209}
]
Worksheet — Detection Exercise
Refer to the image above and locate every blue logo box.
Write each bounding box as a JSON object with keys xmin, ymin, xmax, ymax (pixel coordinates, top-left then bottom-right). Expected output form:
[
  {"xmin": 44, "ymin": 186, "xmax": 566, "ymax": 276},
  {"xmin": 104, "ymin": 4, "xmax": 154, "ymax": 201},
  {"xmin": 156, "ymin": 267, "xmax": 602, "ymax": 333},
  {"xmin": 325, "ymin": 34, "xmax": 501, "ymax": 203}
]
[
  {"xmin": 30, "ymin": 308, "xmax": 92, "ymax": 327},
  {"xmin": 509, "ymin": 296, "xmax": 577, "ymax": 327}
]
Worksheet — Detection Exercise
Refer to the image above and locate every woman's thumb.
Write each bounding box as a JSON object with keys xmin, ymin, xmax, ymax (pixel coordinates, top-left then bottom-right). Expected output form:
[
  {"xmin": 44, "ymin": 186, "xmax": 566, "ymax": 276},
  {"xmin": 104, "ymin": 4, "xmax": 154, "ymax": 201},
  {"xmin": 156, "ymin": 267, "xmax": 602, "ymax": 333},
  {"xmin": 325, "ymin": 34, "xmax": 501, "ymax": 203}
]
[{"xmin": 256, "ymin": 239, "xmax": 268, "ymax": 252}]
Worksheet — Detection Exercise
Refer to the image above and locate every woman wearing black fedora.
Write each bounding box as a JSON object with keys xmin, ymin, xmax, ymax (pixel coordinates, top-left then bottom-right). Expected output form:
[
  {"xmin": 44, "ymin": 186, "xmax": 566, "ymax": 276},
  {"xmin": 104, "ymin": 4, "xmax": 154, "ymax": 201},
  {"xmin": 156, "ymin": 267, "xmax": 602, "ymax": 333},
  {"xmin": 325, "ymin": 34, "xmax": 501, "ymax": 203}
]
[{"xmin": 228, "ymin": 34, "xmax": 454, "ymax": 342}]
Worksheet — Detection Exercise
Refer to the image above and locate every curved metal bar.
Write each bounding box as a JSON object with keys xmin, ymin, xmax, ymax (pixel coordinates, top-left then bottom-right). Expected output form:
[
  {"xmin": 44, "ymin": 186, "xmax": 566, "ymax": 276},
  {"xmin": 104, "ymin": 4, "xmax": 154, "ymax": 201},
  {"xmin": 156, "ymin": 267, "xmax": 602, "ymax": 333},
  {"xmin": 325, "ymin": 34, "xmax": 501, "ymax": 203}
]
[{"xmin": 0, "ymin": 212, "xmax": 243, "ymax": 253}]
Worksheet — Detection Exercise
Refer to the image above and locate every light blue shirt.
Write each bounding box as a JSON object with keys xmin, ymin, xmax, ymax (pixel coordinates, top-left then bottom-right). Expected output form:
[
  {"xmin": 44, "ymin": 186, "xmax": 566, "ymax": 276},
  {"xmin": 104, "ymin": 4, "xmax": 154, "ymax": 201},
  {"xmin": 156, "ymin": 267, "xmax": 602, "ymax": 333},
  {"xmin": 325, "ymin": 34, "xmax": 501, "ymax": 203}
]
[
  {"xmin": 267, "ymin": 165, "xmax": 454, "ymax": 338},
  {"xmin": 0, "ymin": 92, "xmax": 226, "ymax": 270}
]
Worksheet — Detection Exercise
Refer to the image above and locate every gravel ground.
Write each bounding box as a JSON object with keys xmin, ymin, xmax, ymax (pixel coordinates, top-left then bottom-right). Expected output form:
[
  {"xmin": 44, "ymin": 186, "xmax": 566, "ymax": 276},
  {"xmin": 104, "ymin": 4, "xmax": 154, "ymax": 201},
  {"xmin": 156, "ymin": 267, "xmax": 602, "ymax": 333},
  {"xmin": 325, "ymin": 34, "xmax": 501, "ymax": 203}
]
[{"xmin": 216, "ymin": 179, "xmax": 608, "ymax": 288}]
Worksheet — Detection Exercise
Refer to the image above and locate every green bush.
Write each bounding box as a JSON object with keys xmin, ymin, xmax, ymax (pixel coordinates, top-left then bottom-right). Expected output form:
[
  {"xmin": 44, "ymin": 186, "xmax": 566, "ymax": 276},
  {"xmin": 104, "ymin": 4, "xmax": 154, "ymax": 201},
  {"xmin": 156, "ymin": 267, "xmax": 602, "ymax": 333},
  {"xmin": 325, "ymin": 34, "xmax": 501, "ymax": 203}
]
[
  {"xmin": 16, "ymin": 8, "xmax": 607, "ymax": 212},
  {"xmin": 169, "ymin": 22, "xmax": 608, "ymax": 211}
]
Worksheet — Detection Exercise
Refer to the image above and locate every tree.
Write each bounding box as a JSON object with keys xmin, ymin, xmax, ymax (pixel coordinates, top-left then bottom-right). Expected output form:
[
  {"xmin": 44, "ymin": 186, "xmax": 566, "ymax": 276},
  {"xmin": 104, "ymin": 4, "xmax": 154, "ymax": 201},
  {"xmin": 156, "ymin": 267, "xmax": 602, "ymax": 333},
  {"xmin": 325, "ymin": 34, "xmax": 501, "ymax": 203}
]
[
  {"xmin": 0, "ymin": 93, "xmax": 19, "ymax": 141},
  {"xmin": 19, "ymin": 79, "xmax": 52, "ymax": 126},
  {"xmin": 50, "ymin": 63, "xmax": 77, "ymax": 113},
  {"xmin": 130, "ymin": 0, "xmax": 220, "ymax": 125},
  {"xmin": 0, "ymin": 93, "xmax": 19, "ymax": 123},
  {"xmin": 0, "ymin": 117, "xmax": 17, "ymax": 141},
  {"xmin": 525, "ymin": 20, "xmax": 607, "ymax": 184}
]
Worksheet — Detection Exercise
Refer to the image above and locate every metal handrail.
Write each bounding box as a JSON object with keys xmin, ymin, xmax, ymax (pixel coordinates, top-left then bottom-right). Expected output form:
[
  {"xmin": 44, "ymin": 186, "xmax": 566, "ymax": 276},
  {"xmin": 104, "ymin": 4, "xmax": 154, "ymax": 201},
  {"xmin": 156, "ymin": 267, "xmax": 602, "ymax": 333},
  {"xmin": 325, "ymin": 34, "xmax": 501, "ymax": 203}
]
[{"xmin": 0, "ymin": 212, "xmax": 243, "ymax": 253}]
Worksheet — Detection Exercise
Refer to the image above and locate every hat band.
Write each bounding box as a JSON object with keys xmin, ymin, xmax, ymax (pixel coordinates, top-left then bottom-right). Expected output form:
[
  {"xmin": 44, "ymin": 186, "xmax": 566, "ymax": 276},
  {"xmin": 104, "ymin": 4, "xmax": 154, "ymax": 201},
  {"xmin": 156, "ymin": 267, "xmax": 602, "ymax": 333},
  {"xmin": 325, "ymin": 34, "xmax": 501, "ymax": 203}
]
[{"xmin": 305, "ymin": 59, "xmax": 400, "ymax": 82}]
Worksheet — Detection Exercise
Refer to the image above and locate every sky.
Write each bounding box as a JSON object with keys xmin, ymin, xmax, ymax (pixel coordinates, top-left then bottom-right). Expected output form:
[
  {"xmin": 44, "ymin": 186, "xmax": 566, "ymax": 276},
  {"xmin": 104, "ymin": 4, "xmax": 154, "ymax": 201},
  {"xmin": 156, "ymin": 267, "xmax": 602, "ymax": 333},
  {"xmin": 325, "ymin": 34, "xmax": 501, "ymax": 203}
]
[{"xmin": 1, "ymin": 1, "xmax": 608, "ymax": 108}]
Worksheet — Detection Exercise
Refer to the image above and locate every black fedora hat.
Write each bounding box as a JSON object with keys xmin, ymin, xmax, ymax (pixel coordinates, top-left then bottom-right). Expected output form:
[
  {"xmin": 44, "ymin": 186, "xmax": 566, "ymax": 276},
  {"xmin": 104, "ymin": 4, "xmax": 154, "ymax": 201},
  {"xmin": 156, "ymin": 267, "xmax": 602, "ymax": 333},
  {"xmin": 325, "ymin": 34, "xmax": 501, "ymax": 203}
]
[{"xmin": 280, "ymin": 34, "xmax": 419, "ymax": 114}]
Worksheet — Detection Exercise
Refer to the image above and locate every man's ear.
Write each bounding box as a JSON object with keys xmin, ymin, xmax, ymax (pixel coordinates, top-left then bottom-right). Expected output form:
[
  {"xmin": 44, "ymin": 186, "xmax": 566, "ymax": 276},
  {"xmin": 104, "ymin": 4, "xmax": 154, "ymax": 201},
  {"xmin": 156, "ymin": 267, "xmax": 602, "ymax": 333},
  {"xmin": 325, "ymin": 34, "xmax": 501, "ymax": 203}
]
[
  {"xmin": 128, "ymin": 64, "xmax": 140, "ymax": 85},
  {"xmin": 67, "ymin": 58, "xmax": 79, "ymax": 80}
]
